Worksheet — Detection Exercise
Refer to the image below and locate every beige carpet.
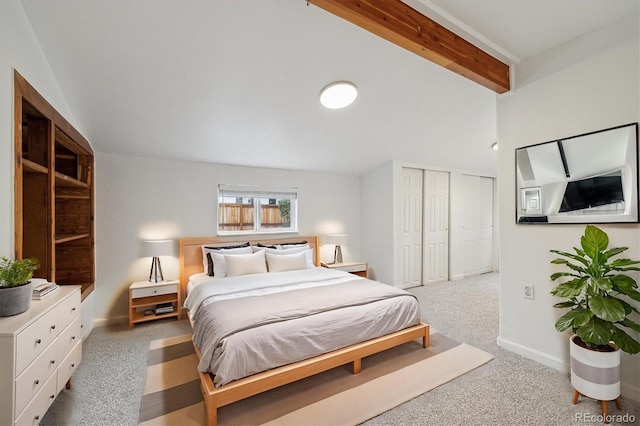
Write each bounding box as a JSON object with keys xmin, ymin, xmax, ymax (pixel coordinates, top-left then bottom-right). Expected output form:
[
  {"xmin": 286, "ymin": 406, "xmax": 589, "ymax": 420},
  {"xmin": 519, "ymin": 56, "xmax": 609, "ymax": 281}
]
[{"xmin": 138, "ymin": 331, "xmax": 493, "ymax": 426}]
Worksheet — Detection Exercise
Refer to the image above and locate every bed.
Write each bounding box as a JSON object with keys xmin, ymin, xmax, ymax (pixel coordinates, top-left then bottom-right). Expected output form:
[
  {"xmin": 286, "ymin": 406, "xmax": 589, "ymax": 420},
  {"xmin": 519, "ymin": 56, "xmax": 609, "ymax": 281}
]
[{"xmin": 179, "ymin": 235, "xmax": 429, "ymax": 425}]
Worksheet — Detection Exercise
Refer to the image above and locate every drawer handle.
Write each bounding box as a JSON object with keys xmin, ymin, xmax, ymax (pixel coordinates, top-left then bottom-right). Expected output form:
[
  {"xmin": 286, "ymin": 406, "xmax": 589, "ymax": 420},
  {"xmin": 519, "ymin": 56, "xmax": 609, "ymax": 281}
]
[
  {"xmin": 72, "ymin": 307, "xmax": 76, "ymax": 311},
  {"xmin": 51, "ymin": 325, "xmax": 56, "ymax": 330},
  {"xmin": 35, "ymin": 415, "xmax": 40, "ymax": 420},
  {"xmin": 36, "ymin": 339, "xmax": 42, "ymax": 344},
  {"xmin": 72, "ymin": 336, "xmax": 76, "ymax": 340},
  {"xmin": 34, "ymin": 379, "xmax": 40, "ymax": 385},
  {"xmin": 50, "ymin": 360, "xmax": 56, "ymax": 365},
  {"xmin": 71, "ymin": 363, "xmax": 75, "ymax": 368},
  {"xmin": 50, "ymin": 394, "xmax": 55, "ymax": 399}
]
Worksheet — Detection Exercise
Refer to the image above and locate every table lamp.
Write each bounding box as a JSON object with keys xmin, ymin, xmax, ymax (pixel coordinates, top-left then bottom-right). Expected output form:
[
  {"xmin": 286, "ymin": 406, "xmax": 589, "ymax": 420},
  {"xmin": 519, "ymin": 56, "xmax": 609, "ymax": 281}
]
[
  {"xmin": 141, "ymin": 240, "xmax": 173, "ymax": 282},
  {"xmin": 325, "ymin": 234, "xmax": 348, "ymax": 264}
]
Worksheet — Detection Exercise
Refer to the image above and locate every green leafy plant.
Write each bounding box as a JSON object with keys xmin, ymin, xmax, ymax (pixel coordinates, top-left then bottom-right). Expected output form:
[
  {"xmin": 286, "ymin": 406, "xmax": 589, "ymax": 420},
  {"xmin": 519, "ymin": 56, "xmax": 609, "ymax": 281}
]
[
  {"xmin": 0, "ymin": 257, "xmax": 39, "ymax": 288},
  {"xmin": 549, "ymin": 225, "xmax": 640, "ymax": 354}
]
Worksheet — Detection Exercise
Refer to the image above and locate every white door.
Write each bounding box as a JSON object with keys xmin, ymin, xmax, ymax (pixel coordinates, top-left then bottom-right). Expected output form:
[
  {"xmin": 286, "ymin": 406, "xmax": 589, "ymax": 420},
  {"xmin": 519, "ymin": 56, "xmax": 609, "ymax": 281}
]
[
  {"xmin": 462, "ymin": 175, "xmax": 493, "ymax": 276},
  {"xmin": 423, "ymin": 170, "xmax": 449, "ymax": 283},
  {"xmin": 400, "ymin": 167, "xmax": 423, "ymax": 287}
]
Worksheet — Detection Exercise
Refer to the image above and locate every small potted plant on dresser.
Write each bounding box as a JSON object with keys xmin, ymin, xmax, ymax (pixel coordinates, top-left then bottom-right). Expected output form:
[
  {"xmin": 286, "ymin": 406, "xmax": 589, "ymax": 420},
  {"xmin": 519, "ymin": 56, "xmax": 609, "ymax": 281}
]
[
  {"xmin": 549, "ymin": 225, "xmax": 640, "ymax": 420},
  {"xmin": 0, "ymin": 257, "xmax": 39, "ymax": 316}
]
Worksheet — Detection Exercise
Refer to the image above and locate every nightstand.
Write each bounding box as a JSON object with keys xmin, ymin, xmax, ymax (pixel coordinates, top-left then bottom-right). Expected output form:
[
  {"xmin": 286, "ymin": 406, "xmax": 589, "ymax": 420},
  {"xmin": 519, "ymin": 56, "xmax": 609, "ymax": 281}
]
[
  {"xmin": 322, "ymin": 262, "xmax": 368, "ymax": 278},
  {"xmin": 129, "ymin": 279, "xmax": 180, "ymax": 328}
]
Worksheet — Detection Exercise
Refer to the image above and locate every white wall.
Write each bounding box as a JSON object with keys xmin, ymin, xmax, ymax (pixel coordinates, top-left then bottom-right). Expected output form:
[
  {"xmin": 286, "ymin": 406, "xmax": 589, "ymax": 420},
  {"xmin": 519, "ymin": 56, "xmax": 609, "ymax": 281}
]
[
  {"xmin": 497, "ymin": 14, "xmax": 640, "ymax": 401},
  {"xmin": 95, "ymin": 152, "xmax": 361, "ymax": 323},
  {"xmin": 0, "ymin": 0, "xmax": 78, "ymax": 258},
  {"xmin": 361, "ymin": 161, "xmax": 395, "ymax": 283}
]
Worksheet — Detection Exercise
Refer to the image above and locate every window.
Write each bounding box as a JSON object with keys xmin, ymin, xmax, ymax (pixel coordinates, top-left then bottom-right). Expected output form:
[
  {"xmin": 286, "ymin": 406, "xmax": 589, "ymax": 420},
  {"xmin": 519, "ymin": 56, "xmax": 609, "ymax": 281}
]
[{"xmin": 217, "ymin": 184, "xmax": 298, "ymax": 235}]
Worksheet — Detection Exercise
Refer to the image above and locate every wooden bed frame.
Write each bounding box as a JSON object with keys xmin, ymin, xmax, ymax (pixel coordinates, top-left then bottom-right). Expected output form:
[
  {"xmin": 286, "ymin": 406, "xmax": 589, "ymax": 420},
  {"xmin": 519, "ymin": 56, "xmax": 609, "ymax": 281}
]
[{"xmin": 179, "ymin": 235, "xmax": 430, "ymax": 425}]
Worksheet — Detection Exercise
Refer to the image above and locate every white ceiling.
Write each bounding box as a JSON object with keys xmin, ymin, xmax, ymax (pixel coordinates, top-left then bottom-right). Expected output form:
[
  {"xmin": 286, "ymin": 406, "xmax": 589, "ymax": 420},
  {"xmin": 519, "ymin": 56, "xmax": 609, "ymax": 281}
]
[
  {"xmin": 19, "ymin": 0, "xmax": 639, "ymax": 177},
  {"xmin": 410, "ymin": 0, "xmax": 640, "ymax": 64}
]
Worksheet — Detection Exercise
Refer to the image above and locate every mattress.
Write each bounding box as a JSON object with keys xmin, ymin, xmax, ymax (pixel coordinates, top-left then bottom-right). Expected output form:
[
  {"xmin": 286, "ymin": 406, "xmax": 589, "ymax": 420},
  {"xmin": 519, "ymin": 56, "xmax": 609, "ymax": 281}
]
[{"xmin": 184, "ymin": 267, "xmax": 422, "ymax": 387}]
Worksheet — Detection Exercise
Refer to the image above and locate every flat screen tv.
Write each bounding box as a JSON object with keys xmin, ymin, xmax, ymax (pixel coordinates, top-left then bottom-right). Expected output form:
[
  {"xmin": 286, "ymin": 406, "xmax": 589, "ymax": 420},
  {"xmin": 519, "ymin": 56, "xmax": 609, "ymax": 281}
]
[{"xmin": 559, "ymin": 175, "xmax": 624, "ymax": 213}]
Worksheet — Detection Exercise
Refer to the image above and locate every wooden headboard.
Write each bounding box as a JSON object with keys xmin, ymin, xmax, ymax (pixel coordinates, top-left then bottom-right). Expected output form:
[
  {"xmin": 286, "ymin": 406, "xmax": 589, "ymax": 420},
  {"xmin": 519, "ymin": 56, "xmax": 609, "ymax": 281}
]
[{"xmin": 179, "ymin": 235, "xmax": 320, "ymax": 303}]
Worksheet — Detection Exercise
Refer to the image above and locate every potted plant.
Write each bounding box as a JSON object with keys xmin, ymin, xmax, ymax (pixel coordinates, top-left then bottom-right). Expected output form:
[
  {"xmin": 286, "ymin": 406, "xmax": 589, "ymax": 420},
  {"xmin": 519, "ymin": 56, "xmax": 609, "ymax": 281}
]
[
  {"xmin": 549, "ymin": 225, "xmax": 640, "ymax": 408},
  {"xmin": 0, "ymin": 257, "xmax": 39, "ymax": 316}
]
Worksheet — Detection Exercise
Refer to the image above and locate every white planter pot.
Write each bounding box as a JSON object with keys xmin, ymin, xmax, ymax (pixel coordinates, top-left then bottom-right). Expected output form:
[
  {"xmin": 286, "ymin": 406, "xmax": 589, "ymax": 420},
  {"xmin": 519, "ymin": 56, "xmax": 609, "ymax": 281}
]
[{"xmin": 570, "ymin": 334, "xmax": 620, "ymax": 401}]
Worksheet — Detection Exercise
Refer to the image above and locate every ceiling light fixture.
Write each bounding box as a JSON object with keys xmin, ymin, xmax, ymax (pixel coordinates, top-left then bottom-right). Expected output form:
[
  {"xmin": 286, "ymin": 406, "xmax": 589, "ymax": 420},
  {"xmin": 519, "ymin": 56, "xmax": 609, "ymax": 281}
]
[
  {"xmin": 491, "ymin": 142, "xmax": 499, "ymax": 151},
  {"xmin": 320, "ymin": 81, "xmax": 358, "ymax": 109}
]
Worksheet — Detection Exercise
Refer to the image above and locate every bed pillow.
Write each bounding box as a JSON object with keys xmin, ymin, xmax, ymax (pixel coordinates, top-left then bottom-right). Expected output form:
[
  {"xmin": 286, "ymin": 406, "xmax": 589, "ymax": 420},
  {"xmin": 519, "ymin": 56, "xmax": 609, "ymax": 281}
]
[
  {"xmin": 259, "ymin": 247, "xmax": 315, "ymax": 269},
  {"xmin": 265, "ymin": 251, "xmax": 310, "ymax": 272},
  {"xmin": 208, "ymin": 250, "xmax": 253, "ymax": 277},
  {"xmin": 225, "ymin": 250, "xmax": 267, "ymax": 277},
  {"xmin": 252, "ymin": 244, "xmax": 310, "ymax": 254},
  {"xmin": 256, "ymin": 241, "xmax": 308, "ymax": 250},
  {"xmin": 279, "ymin": 240, "xmax": 308, "ymax": 247},
  {"xmin": 202, "ymin": 243, "xmax": 251, "ymax": 276}
]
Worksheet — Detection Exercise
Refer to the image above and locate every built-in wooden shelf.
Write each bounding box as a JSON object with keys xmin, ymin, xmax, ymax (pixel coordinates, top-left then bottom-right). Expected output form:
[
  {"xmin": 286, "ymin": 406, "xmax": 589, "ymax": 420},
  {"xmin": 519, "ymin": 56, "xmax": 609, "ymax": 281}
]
[
  {"xmin": 15, "ymin": 70, "xmax": 95, "ymax": 301},
  {"xmin": 55, "ymin": 172, "xmax": 89, "ymax": 189},
  {"xmin": 21, "ymin": 158, "xmax": 48, "ymax": 174},
  {"xmin": 55, "ymin": 233, "xmax": 91, "ymax": 244}
]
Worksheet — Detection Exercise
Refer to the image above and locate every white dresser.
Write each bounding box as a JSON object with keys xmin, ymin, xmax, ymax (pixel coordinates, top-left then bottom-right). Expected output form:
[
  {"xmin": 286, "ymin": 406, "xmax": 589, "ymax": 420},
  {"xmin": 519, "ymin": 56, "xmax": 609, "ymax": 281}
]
[{"xmin": 0, "ymin": 286, "xmax": 82, "ymax": 426}]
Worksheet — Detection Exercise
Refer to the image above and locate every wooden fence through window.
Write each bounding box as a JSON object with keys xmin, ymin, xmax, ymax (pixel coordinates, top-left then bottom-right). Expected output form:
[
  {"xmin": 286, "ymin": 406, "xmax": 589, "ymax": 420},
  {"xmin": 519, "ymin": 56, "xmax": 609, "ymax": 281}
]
[{"xmin": 218, "ymin": 203, "xmax": 289, "ymax": 231}]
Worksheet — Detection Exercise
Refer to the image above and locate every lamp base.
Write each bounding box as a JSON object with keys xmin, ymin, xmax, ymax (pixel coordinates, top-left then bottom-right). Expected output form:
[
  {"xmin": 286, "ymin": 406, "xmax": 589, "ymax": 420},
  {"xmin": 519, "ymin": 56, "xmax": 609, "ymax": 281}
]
[
  {"xmin": 333, "ymin": 245, "xmax": 343, "ymax": 264},
  {"xmin": 149, "ymin": 257, "xmax": 164, "ymax": 283}
]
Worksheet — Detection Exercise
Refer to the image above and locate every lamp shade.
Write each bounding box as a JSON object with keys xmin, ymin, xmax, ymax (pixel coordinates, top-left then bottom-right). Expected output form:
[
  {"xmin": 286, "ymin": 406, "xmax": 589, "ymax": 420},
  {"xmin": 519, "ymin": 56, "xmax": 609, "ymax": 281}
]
[
  {"xmin": 324, "ymin": 234, "xmax": 349, "ymax": 246},
  {"xmin": 141, "ymin": 240, "xmax": 173, "ymax": 258}
]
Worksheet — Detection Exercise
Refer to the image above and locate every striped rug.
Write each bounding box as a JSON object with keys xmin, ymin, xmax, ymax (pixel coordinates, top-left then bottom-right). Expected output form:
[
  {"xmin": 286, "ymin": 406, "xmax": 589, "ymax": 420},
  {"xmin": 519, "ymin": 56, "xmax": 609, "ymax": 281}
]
[{"xmin": 138, "ymin": 332, "xmax": 493, "ymax": 425}]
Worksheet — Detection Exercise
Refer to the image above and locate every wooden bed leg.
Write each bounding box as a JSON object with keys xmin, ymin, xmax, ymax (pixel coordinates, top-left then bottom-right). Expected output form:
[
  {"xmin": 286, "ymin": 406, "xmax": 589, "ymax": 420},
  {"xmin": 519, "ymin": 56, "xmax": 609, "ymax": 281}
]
[
  {"xmin": 423, "ymin": 329, "xmax": 430, "ymax": 348},
  {"xmin": 206, "ymin": 405, "xmax": 217, "ymax": 426},
  {"xmin": 352, "ymin": 358, "xmax": 362, "ymax": 374},
  {"xmin": 65, "ymin": 378, "xmax": 71, "ymax": 390},
  {"xmin": 201, "ymin": 384, "xmax": 217, "ymax": 426},
  {"xmin": 602, "ymin": 400, "xmax": 609, "ymax": 423},
  {"xmin": 573, "ymin": 389, "xmax": 580, "ymax": 404}
]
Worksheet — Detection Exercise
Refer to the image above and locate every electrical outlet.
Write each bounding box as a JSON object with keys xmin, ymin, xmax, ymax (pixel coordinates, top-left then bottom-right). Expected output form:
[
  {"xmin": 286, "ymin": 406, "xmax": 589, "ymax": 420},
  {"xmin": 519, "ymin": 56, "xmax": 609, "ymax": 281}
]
[{"xmin": 524, "ymin": 284, "xmax": 535, "ymax": 300}]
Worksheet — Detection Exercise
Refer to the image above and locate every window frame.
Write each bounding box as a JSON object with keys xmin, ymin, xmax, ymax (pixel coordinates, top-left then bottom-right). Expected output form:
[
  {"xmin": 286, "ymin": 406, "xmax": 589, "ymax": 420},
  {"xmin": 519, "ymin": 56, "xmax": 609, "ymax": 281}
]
[{"xmin": 217, "ymin": 184, "xmax": 298, "ymax": 236}]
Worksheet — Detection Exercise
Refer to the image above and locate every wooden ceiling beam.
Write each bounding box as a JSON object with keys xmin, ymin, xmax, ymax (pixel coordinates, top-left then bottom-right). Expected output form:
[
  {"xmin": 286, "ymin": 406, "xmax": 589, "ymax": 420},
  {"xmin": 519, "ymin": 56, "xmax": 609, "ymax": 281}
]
[{"xmin": 310, "ymin": 0, "xmax": 510, "ymax": 93}]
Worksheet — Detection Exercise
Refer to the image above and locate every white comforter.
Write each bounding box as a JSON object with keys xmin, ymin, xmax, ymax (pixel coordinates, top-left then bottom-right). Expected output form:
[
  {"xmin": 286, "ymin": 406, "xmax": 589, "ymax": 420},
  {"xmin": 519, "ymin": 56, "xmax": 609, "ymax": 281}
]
[{"xmin": 184, "ymin": 267, "xmax": 422, "ymax": 387}]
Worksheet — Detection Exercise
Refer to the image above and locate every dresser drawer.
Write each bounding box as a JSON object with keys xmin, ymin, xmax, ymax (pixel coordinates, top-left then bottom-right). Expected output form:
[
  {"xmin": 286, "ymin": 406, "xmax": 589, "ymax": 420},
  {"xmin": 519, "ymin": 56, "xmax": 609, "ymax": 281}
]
[
  {"xmin": 14, "ymin": 339, "xmax": 58, "ymax": 416},
  {"xmin": 57, "ymin": 316, "xmax": 81, "ymax": 361},
  {"xmin": 57, "ymin": 291, "xmax": 80, "ymax": 331},
  {"xmin": 14, "ymin": 373, "xmax": 57, "ymax": 426},
  {"xmin": 15, "ymin": 308, "xmax": 59, "ymax": 376},
  {"xmin": 132, "ymin": 283, "xmax": 177, "ymax": 298},
  {"xmin": 57, "ymin": 342, "xmax": 82, "ymax": 394}
]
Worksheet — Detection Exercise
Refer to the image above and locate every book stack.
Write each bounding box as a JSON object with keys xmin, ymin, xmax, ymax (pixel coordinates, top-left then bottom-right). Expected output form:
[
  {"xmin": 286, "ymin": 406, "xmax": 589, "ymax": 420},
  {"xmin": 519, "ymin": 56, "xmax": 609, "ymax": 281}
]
[
  {"xmin": 154, "ymin": 302, "xmax": 174, "ymax": 315},
  {"xmin": 32, "ymin": 281, "xmax": 60, "ymax": 300}
]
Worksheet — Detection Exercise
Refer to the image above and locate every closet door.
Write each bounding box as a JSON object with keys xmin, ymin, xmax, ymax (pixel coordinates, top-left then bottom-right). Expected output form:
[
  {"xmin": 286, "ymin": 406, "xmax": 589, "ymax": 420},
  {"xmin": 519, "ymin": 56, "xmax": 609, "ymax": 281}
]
[
  {"xmin": 462, "ymin": 175, "xmax": 493, "ymax": 276},
  {"xmin": 400, "ymin": 167, "xmax": 423, "ymax": 287},
  {"xmin": 423, "ymin": 170, "xmax": 449, "ymax": 283}
]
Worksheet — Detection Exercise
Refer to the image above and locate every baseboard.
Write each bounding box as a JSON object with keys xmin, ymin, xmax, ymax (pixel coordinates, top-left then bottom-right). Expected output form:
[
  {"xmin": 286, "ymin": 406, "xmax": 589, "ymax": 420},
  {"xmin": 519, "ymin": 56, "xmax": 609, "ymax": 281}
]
[
  {"xmin": 497, "ymin": 336, "xmax": 569, "ymax": 372},
  {"xmin": 92, "ymin": 315, "xmax": 128, "ymax": 328},
  {"xmin": 497, "ymin": 336, "xmax": 640, "ymax": 403},
  {"xmin": 450, "ymin": 273, "xmax": 464, "ymax": 281}
]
